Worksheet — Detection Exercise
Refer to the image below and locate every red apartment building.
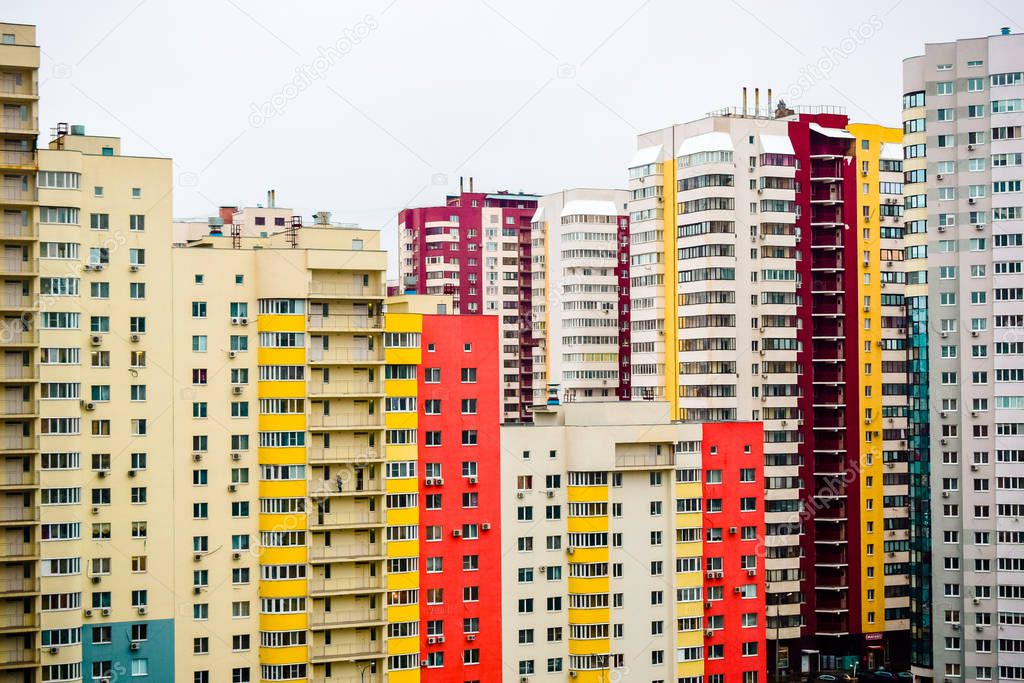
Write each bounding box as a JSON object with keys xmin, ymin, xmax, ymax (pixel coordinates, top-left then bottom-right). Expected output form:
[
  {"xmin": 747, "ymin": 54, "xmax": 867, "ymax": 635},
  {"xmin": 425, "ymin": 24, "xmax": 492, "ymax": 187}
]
[
  {"xmin": 417, "ymin": 312, "xmax": 502, "ymax": 681},
  {"xmin": 701, "ymin": 421, "xmax": 768, "ymax": 681},
  {"xmin": 399, "ymin": 182, "xmax": 539, "ymax": 423}
]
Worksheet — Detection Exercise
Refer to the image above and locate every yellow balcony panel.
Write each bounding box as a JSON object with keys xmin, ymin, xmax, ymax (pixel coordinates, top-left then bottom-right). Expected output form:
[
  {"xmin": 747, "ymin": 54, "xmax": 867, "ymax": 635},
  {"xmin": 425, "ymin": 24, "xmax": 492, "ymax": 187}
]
[
  {"xmin": 310, "ymin": 671, "xmax": 386, "ymax": 683},
  {"xmin": 309, "ymin": 606, "xmax": 385, "ymax": 629},
  {"xmin": 0, "ymin": 576, "xmax": 37, "ymax": 596},
  {"xmin": 0, "ymin": 364, "xmax": 36, "ymax": 382},
  {"xmin": 384, "ymin": 634, "xmax": 420, "ymax": 655},
  {"xmin": 257, "ymin": 546, "xmax": 307, "ymax": 566},
  {"xmin": 310, "ymin": 639, "xmax": 387, "ymax": 663},
  {"xmin": 384, "ymin": 537, "xmax": 418, "ymax": 557},
  {"xmin": 567, "ymin": 576, "xmax": 609, "ymax": 594},
  {"xmin": 257, "ymin": 449, "xmax": 309, "ymax": 467},
  {"xmin": 568, "ymin": 637, "xmax": 610, "ymax": 657},
  {"xmin": 0, "ymin": 292, "xmax": 36, "ymax": 312},
  {"xmin": 256, "ymin": 380, "xmax": 306, "ymax": 399},
  {"xmin": 257, "ymin": 414, "xmax": 305, "ymax": 432},
  {"xmin": 0, "ymin": 435, "xmax": 36, "ymax": 454},
  {"xmin": 308, "ymin": 280, "xmax": 385, "ymax": 299},
  {"xmin": 386, "ymin": 603, "xmax": 419, "ymax": 624},
  {"xmin": 385, "ymin": 570, "xmax": 419, "ymax": 593},
  {"xmin": 0, "ymin": 647, "xmax": 38, "ymax": 669},
  {"xmin": 309, "ymin": 541, "xmax": 385, "ymax": 563},
  {"xmin": 257, "ymin": 348, "xmax": 305, "ymax": 365},
  {"xmin": 259, "ymin": 644, "xmax": 309, "ymax": 665},
  {"xmin": 309, "ymin": 573, "xmax": 386, "ymax": 597},
  {"xmin": 258, "ymin": 612, "xmax": 307, "ymax": 632},
  {"xmin": 567, "ymin": 486, "xmax": 608, "ymax": 503},
  {"xmin": 567, "ymin": 607, "xmax": 610, "ymax": 625},
  {"xmin": 384, "ymin": 413, "xmax": 416, "ymax": 431},
  {"xmin": 257, "ymin": 578, "xmax": 308, "ymax": 599},
  {"xmin": 567, "ymin": 548, "xmax": 606, "ymax": 564},
  {"xmin": 385, "ymin": 478, "xmax": 418, "ymax": 495},
  {"xmin": 258, "ymin": 480, "xmax": 306, "ymax": 499},
  {"xmin": 383, "ymin": 378, "xmax": 417, "ymax": 396},
  {"xmin": 383, "ymin": 348, "xmax": 420, "ymax": 366},
  {"xmin": 257, "ymin": 314, "xmax": 305, "ymax": 333},
  {"xmin": 385, "ymin": 444, "xmax": 416, "ymax": 462},
  {"xmin": 566, "ymin": 517, "xmax": 608, "ymax": 534}
]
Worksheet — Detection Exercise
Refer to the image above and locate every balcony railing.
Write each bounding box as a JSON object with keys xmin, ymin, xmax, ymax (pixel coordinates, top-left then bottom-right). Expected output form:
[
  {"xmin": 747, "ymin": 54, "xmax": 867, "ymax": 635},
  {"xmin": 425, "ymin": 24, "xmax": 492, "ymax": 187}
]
[
  {"xmin": 308, "ymin": 413, "xmax": 384, "ymax": 429},
  {"xmin": 308, "ymin": 381, "xmax": 383, "ymax": 396},
  {"xmin": 310, "ymin": 509, "xmax": 386, "ymax": 528},
  {"xmin": 0, "ymin": 258, "xmax": 34, "ymax": 274},
  {"xmin": 615, "ymin": 452, "xmax": 674, "ymax": 468},
  {"xmin": 0, "ymin": 469, "xmax": 35, "ymax": 487},
  {"xmin": 309, "ymin": 283, "xmax": 385, "ymax": 298},
  {"xmin": 308, "ymin": 314, "xmax": 384, "ymax": 331},
  {"xmin": 310, "ymin": 675, "xmax": 383, "ymax": 683},
  {"xmin": 0, "ymin": 187, "xmax": 34, "ymax": 202},
  {"xmin": 310, "ymin": 640, "xmax": 386, "ymax": 661},
  {"xmin": 0, "ymin": 542, "xmax": 32, "ymax": 557},
  {"xmin": 0, "ymin": 293, "xmax": 35, "ymax": 309},
  {"xmin": 0, "ymin": 647, "xmax": 37, "ymax": 665},
  {"xmin": 0, "ymin": 577, "xmax": 36, "ymax": 595},
  {"xmin": 0, "ymin": 150, "xmax": 33, "ymax": 167},
  {"xmin": 309, "ymin": 574, "xmax": 385, "ymax": 594},
  {"xmin": 308, "ymin": 348, "xmax": 385, "ymax": 364},
  {"xmin": 308, "ymin": 446, "xmax": 382, "ymax": 464},
  {"xmin": 0, "ymin": 612, "xmax": 35, "ymax": 629},
  {"xmin": 0, "ymin": 365, "xmax": 35, "ymax": 381},
  {"xmin": 309, "ymin": 606, "xmax": 385, "ymax": 627},
  {"xmin": 0, "ymin": 221, "xmax": 33, "ymax": 239},
  {"xmin": 0, "ymin": 505, "xmax": 37, "ymax": 522},
  {"xmin": 0, "ymin": 436, "xmax": 38, "ymax": 453},
  {"xmin": 0, "ymin": 400, "xmax": 34, "ymax": 417},
  {"xmin": 0, "ymin": 116, "xmax": 34, "ymax": 132},
  {"xmin": 308, "ymin": 542, "xmax": 384, "ymax": 561},
  {"xmin": 308, "ymin": 479, "xmax": 384, "ymax": 497}
]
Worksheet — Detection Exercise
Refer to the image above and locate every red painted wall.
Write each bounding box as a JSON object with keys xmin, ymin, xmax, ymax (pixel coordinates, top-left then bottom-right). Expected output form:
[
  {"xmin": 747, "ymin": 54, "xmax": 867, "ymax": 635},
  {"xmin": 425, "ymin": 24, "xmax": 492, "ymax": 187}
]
[
  {"xmin": 418, "ymin": 313, "xmax": 502, "ymax": 680},
  {"xmin": 701, "ymin": 421, "xmax": 767, "ymax": 679}
]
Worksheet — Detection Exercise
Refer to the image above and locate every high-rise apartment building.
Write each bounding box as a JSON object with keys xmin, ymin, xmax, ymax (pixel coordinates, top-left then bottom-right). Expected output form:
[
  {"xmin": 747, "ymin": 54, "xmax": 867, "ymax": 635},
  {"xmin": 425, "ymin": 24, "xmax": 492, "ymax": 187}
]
[
  {"xmin": 384, "ymin": 296, "xmax": 503, "ymax": 681},
  {"xmin": 529, "ymin": 189, "xmax": 631, "ymax": 404},
  {"xmin": 904, "ymin": 28, "xmax": 1024, "ymax": 683},
  {"xmin": 0, "ymin": 20, "xmax": 40, "ymax": 683},
  {"xmin": 500, "ymin": 402, "xmax": 766, "ymax": 682},
  {"xmin": 398, "ymin": 184, "xmax": 538, "ymax": 423},
  {"xmin": 626, "ymin": 105, "xmax": 912, "ymax": 675}
]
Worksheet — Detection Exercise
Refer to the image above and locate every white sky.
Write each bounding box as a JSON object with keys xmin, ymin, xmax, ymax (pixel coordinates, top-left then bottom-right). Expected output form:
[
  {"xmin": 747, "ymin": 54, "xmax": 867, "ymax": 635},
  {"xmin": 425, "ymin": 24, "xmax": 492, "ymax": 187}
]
[{"xmin": 6, "ymin": 0, "xmax": 1021, "ymax": 274}]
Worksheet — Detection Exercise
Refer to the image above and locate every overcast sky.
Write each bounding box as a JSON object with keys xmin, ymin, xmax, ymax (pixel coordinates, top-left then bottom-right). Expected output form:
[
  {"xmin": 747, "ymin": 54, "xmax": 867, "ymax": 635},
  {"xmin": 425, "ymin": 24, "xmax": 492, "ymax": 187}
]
[{"xmin": 6, "ymin": 0, "xmax": 1021, "ymax": 273}]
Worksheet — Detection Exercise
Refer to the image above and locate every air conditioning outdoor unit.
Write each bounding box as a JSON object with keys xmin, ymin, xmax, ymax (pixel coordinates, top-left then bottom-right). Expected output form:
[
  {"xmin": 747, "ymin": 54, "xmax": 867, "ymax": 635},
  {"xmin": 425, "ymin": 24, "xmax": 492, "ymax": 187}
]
[
  {"xmin": 130, "ymin": 334, "xmax": 140, "ymax": 343},
  {"xmin": 231, "ymin": 453, "xmax": 241, "ymax": 461},
  {"xmin": 90, "ymin": 335, "xmax": 102, "ymax": 346},
  {"xmin": 232, "ymin": 386, "xmax": 243, "ymax": 395}
]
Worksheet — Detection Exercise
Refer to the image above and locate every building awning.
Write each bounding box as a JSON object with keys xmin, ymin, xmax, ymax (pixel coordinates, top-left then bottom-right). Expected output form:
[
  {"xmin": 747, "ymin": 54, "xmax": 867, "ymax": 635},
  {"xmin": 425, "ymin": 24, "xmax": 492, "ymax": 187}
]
[
  {"xmin": 759, "ymin": 134, "xmax": 795, "ymax": 155},
  {"xmin": 629, "ymin": 145, "xmax": 662, "ymax": 168},
  {"xmin": 880, "ymin": 142, "xmax": 903, "ymax": 160},
  {"xmin": 809, "ymin": 122, "xmax": 855, "ymax": 139},
  {"xmin": 531, "ymin": 207, "xmax": 544, "ymax": 223},
  {"xmin": 560, "ymin": 200, "xmax": 620, "ymax": 218},
  {"xmin": 677, "ymin": 131, "xmax": 734, "ymax": 157}
]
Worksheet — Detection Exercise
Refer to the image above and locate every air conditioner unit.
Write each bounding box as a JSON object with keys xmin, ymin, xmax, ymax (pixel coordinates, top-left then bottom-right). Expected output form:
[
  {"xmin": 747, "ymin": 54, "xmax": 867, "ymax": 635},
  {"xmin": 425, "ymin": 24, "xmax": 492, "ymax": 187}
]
[
  {"xmin": 91, "ymin": 576, "xmax": 100, "ymax": 584},
  {"xmin": 228, "ymin": 350, "xmax": 237, "ymax": 359},
  {"xmin": 705, "ymin": 629, "xmax": 715, "ymax": 637},
  {"xmin": 938, "ymin": 226, "xmax": 946, "ymax": 232},
  {"xmin": 861, "ymin": 171, "xmax": 868, "ymax": 177},
  {"xmin": 137, "ymin": 606, "xmax": 146, "ymax": 615},
  {"xmin": 231, "ymin": 453, "xmax": 241, "ymax": 461},
  {"xmin": 467, "ymin": 634, "xmax": 477, "ymax": 641},
  {"xmin": 729, "ymin": 526, "xmax": 737, "ymax": 534},
  {"xmin": 231, "ymin": 317, "xmax": 240, "ymax": 325},
  {"xmin": 976, "ymin": 624, "xmax": 984, "ymax": 632},
  {"xmin": 705, "ymin": 601, "xmax": 713, "ymax": 609},
  {"xmin": 468, "ymin": 476, "xmax": 478, "ymax": 485},
  {"xmin": 968, "ymin": 144, "xmax": 974, "ymax": 151},
  {"xmin": 90, "ymin": 334, "xmax": 102, "ymax": 346},
  {"xmin": 734, "ymin": 586, "xmax": 742, "ymax": 593},
  {"xmin": 973, "ymin": 597, "xmax": 981, "ymax": 605},
  {"xmin": 940, "ymin": 411, "xmax": 947, "ymax": 418},
  {"xmin": 747, "ymin": 568, "xmax": 757, "ymax": 576},
  {"xmin": 951, "ymin": 623, "xmax": 959, "ymax": 630},
  {"xmin": 566, "ymin": 547, "xmax": 575, "ymax": 555},
  {"xmin": 942, "ymin": 491, "xmax": 950, "ymax": 498},
  {"xmin": 864, "ymin": 418, "xmax": 871, "ymax": 425},
  {"xmin": 232, "ymin": 552, "xmax": 241, "ymax": 560},
  {"xmin": 971, "ymin": 464, "xmax": 980, "ymax": 471},
  {"xmin": 240, "ymin": 317, "xmax": 248, "ymax": 326},
  {"xmin": 516, "ymin": 491, "xmax": 524, "ymax": 499},
  {"xmin": 941, "ymin": 438, "xmax": 948, "ymax": 445},
  {"xmin": 228, "ymin": 484, "xmax": 237, "ymax": 493},
  {"xmin": 193, "ymin": 586, "xmax": 202, "ymax": 594},
  {"xmin": 968, "ymin": 198, "xmax": 976, "ymax": 205},
  {"xmin": 128, "ymin": 469, "xmax": 137, "ymax": 478},
  {"xmin": 427, "ymin": 636, "xmax": 436, "ymax": 645},
  {"xmin": 976, "ymin": 224, "xmax": 984, "ymax": 230},
  {"xmin": 192, "ymin": 453, "xmax": 202, "ymax": 462},
  {"xmin": 48, "ymin": 646, "xmax": 58, "ymax": 654},
  {"xmin": 452, "ymin": 529, "xmax": 462, "ymax": 537},
  {"xmin": 936, "ymin": 174, "xmax": 943, "ymax": 180},
  {"xmin": 972, "ymin": 411, "xmax": 979, "ymax": 417},
  {"xmin": 748, "ymin": 167, "xmax": 756, "ymax": 173},
  {"xmin": 130, "ymin": 334, "xmax": 140, "ymax": 343},
  {"xmin": 130, "ymin": 264, "xmax": 140, "ymax": 273},
  {"xmin": 482, "ymin": 522, "xmax": 492, "ymax": 531},
  {"xmin": 84, "ymin": 609, "xmax": 93, "ymax": 617},
  {"xmin": 437, "ymin": 635, "xmax": 445, "ymax": 643},
  {"xmin": 863, "ymin": 305, "xmax": 870, "ymax": 312},
  {"xmin": 193, "ymin": 553, "xmax": 202, "ymax": 561},
  {"xmin": 101, "ymin": 608, "xmax": 111, "ymax": 616},
  {"xmin": 232, "ymin": 386, "xmax": 243, "ymax": 395},
  {"xmin": 82, "ymin": 401, "xmax": 96, "ymax": 411},
  {"xmin": 941, "ymin": 331, "xmax": 948, "ymax": 338},
  {"xmin": 420, "ymin": 660, "xmax": 428, "ymax": 667},
  {"xmin": 91, "ymin": 506, "xmax": 99, "ymax": 515},
  {"xmin": 972, "ymin": 331, "xmax": 979, "ymax": 338},
  {"xmin": 759, "ymin": 349, "xmax": 766, "ymax": 356}
]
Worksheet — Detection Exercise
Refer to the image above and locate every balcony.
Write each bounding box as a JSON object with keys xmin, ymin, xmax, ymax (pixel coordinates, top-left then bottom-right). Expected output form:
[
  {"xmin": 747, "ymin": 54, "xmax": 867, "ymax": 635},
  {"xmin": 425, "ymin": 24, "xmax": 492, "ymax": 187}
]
[
  {"xmin": 0, "ymin": 150, "xmax": 33, "ymax": 170},
  {"xmin": 815, "ymin": 595, "xmax": 849, "ymax": 612},
  {"xmin": 311, "ymin": 674, "xmax": 383, "ymax": 683},
  {"xmin": 810, "ymin": 160, "xmax": 843, "ymax": 181},
  {"xmin": 0, "ymin": 646, "xmax": 37, "ymax": 668},
  {"xmin": 0, "ymin": 577, "xmax": 35, "ymax": 596},
  {"xmin": 0, "ymin": 259, "xmax": 35, "ymax": 276},
  {"xmin": 308, "ymin": 542, "xmax": 385, "ymax": 562},
  {"xmin": 0, "ymin": 293, "xmax": 35, "ymax": 311},
  {"xmin": 0, "ymin": 115, "xmax": 36, "ymax": 135},
  {"xmin": 0, "ymin": 186, "xmax": 34, "ymax": 205},
  {"xmin": 308, "ymin": 348, "xmax": 385, "ymax": 365},
  {"xmin": 0, "ymin": 401, "xmax": 34, "ymax": 419},
  {"xmin": 0, "ymin": 505, "xmax": 36, "ymax": 524},
  {"xmin": 0, "ymin": 220, "xmax": 33, "ymax": 240},
  {"xmin": 309, "ymin": 606, "xmax": 386, "ymax": 629},
  {"xmin": 308, "ymin": 380, "xmax": 384, "ymax": 397},
  {"xmin": 0, "ymin": 436, "xmax": 37, "ymax": 453},
  {"xmin": 308, "ymin": 314, "xmax": 384, "ymax": 331},
  {"xmin": 309, "ymin": 574, "xmax": 386, "ymax": 596},
  {"xmin": 308, "ymin": 283, "xmax": 385, "ymax": 299},
  {"xmin": 308, "ymin": 446, "xmax": 382, "ymax": 464},
  {"xmin": 0, "ymin": 469, "xmax": 35, "ymax": 488},
  {"xmin": 614, "ymin": 452, "xmax": 674, "ymax": 469},
  {"xmin": 310, "ymin": 509, "xmax": 386, "ymax": 530},
  {"xmin": 0, "ymin": 365, "xmax": 35, "ymax": 382},
  {"xmin": 0, "ymin": 542, "xmax": 34, "ymax": 559},
  {"xmin": 0, "ymin": 612, "xmax": 35, "ymax": 632},
  {"xmin": 308, "ymin": 479, "xmax": 384, "ymax": 498},
  {"xmin": 308, "ymin": 413, "xmax": 384, "ymax": 431},
  {"xmin": 310, "ymin": 639, "xmax": 387, "ymax": 662}
]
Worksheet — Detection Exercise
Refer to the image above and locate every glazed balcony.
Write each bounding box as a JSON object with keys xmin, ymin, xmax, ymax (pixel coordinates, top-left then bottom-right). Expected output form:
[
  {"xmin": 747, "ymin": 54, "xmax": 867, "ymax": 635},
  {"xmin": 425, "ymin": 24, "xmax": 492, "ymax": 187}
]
[{"xmin": 311, "ymin": 669, "xmax": 383, "ymax": 683}]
